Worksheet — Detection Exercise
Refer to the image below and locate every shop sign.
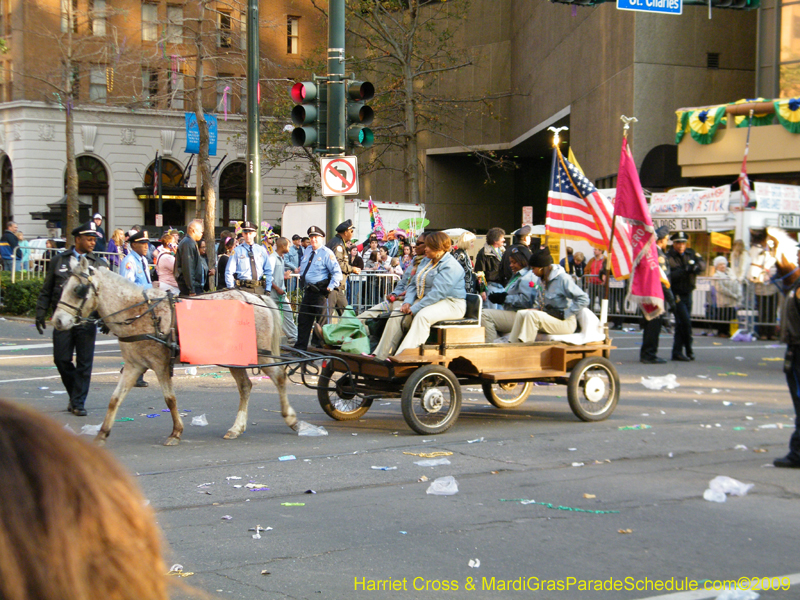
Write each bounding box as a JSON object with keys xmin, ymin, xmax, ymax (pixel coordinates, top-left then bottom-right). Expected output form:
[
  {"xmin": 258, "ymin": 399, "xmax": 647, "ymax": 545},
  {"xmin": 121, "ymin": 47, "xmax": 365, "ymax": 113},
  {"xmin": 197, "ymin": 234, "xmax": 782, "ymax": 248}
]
[
  {"xmin": 779, "ymin": 213, "xmax": 800, "ymax": 229},
  {"xmin": 649, "ymin": 185, "xmax": 730, "ymax": 215},
  {"xmin": 710, "ymin": 231, "xmax": 731, "ymax": 249},
  {"xmin": 651, "ymin": 217, "xmax": 707, "ymax": 232},
  {"xmin": 757, "ymin": 182, "xmax": 800, "ymax": 214}
]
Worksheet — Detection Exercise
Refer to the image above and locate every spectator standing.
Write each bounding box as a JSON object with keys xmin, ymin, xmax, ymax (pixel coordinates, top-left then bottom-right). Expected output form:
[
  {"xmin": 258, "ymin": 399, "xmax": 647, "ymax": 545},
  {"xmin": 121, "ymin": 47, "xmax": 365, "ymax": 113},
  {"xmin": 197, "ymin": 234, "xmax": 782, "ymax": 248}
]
[
  {"xmin": 174, "ymin": 219, "xmax": 204, "ymax": 296},
  {"xmin": 216, "ymin": 236, "xmax": 235, "ymax": 288},
  {"xmin": 572, "ymin": 251, "xmax": 586, "ymax": 278},
  {"xmin": 107, "ymin": 228, "xmax": 125, "ymax": 270},
  {"xmin": 155, "ymin": 234, "xmax": 179, "ymax": 295},
  {"xmin": 475, "ymin": 227, "xmax": 506, "ymax": 308},
  {"xmin": 35, "ymin": 221, "xmax": 108, "ymax": 415},
  {"xmin": 216, "ymin": 229, "xmax": 231, "ymax": 257},
  {"xmin": 400, "ymin": 243, "xmax": 413, "ymax": 269},
  {"xmin": 667, "ymin": 231, "xmax": 706, "ymax": 361},
  {"xmin": 584, "ymin": 247, "xmax": 606, "ymax": 312},
  {"xmin": 1, "ymin": 220, "xmax": 21, "ymax": 270},
  {"xmin": 711, "ymin": 255, "xmax": 741, "ymax": 337},
  {"xmin": 362, "ymin": 234, "xmax": 379, "ymax": 263},
  {"xmin": 15, "ymin": 231, "xmax": 30, "ymax": 271},
  {"xmin": 452, "ymin": 231, "xmax": 477, "ymax": 293},
  {"xmin": 198, "ymin": 239, "xmax": 213, "ymax": 291},
  {"xmin": 348, "ymin": 245, "xmax": 365, "ymax": 306},
  {"xmin": 285, "ymin": 234, "xmax": 303, "ymax": 272},
  {"xmin": 270, "ymin": 237, "xmax": 298, "ymax": 345},
  {"xmin": 560, "ymin": 246, "xmax": 575, "ymax": 275},
  {"xmin": 92, "ymin": 213, "xmax": 107, "ymax": 252}
]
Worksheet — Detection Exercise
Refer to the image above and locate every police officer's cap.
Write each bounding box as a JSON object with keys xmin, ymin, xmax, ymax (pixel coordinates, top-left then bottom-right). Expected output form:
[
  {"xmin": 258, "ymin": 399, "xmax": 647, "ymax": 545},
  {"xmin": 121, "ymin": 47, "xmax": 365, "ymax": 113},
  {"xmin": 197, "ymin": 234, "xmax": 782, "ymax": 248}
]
[
  {"xmin": 292, "ymin": 234, "xmax": 301, "ymax": 241},
  {"xmin": 129, "ymin": 230, "xmax": 150, "ymax": 243},
  {"xmin": 241, "ymin": 221, "xmax": 257, "ymax": 232},
  {"xmin": 307, "ymin": 225, "xmax": 325, "ymax": 238},
  {"xmin": 335, "ymin": 219, "xmax": 354, "ymax": 233},
  {"xmin": 515, "ymin": 225, "xmax": 532, "ymax": 237},
  {"xmin": 71, "ymin": 221, "xmax": 99, "ymax": 238},
  {"xmin": 671, "ymin": 231, "xmax": 688, "ymax": 243},
  {"xmin": 529, "ymin": 248, "xmax": 554, "ymax": 268},
  {"xmin": 655, "ymin": 225, "xmax": 670, "ymax": 241}
]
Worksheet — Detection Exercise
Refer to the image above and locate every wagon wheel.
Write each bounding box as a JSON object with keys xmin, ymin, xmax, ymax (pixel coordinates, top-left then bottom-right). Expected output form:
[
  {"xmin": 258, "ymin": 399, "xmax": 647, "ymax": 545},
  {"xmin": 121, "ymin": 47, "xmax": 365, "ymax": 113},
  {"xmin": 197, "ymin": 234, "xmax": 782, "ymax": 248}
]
[
  {"xmin": 317, "ymin": 361, "xmax": 373, "ymax": 421},
  {"xmin": 567, "ymin": 357, "xmax": 620, "ymax": 422},
  {"xmin": 482, "ymin": 382, "xmax": 533, "ymax": 408},
  {"xmin": 401, "ymin": 365, "xmax": 462, "ymax": 435}
]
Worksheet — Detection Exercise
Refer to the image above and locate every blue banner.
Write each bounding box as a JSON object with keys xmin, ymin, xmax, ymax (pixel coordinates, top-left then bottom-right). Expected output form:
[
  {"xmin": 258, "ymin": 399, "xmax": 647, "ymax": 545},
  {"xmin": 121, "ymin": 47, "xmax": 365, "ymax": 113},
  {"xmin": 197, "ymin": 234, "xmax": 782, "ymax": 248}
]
[{"xmin": 185, "ymin": 113, "xmax": 218, "ymax": 156}]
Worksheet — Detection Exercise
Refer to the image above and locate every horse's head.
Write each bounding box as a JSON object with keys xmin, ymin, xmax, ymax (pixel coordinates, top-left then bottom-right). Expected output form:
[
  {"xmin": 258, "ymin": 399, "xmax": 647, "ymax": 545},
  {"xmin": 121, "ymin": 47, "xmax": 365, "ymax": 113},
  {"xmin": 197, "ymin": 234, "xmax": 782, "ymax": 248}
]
[
  {"xmin": 747, "ymin": 226, "xmax": 799, "ymax": 288},
  {"xmin": 52, "ymin": 257, "xmax": 101, "ymax": 330}
]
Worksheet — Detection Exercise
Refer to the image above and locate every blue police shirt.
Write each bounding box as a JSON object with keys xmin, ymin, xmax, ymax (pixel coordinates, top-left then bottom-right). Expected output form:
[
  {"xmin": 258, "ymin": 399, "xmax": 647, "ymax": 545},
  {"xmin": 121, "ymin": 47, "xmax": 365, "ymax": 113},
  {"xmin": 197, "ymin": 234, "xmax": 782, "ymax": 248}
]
[
  {"xmin": 225, "ymin": 243, "xmax": 274, "ymax": 289},
  {"xmin": 120, "ymin": 252, "xmax": 153, "ymax": 289},
  {"xmin": 298, "ymin": 244, "xmax": 342, "ymax": 291}
]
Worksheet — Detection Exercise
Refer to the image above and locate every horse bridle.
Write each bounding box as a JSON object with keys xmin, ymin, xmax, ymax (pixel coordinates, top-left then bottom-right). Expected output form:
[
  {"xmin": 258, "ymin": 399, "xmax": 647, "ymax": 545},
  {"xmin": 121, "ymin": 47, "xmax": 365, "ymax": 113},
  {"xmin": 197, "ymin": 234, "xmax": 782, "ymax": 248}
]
[{"xmin": 56, "ymin": 268, "xmax": 99, "ymax": 323}]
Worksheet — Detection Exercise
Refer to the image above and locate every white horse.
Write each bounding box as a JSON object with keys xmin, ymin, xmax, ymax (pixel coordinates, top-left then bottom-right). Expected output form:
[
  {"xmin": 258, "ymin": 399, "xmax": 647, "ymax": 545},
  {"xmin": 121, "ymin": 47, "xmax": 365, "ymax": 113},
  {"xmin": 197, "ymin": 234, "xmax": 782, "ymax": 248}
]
[{"xmin": 52, "ymin": 257, "xmax": 299, "ymax": 446}]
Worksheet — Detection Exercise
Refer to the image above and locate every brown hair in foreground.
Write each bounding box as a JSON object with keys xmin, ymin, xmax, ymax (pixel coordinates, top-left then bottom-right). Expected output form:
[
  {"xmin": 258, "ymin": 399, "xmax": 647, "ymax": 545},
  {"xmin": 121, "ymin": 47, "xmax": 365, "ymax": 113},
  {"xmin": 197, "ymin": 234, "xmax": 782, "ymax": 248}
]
[
  {"xmin": 0, "ymin": 398, "xmax": 171, "ymax": 600},
  {"xmin": 425, "ymin": 231, "xmax": 452, "ymax": 254}
]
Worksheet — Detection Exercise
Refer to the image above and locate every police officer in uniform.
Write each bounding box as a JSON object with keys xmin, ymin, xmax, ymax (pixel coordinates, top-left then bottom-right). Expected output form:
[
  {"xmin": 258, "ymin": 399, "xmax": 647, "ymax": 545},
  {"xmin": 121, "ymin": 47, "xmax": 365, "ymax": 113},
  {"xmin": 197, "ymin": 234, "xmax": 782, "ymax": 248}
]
[
  {"xmin": 640, "ymin": 226, "xmax": 675, "ymax": 364},
  {"xmin": 667, "ymin": 231, "xmax": 705, "ymax": 361},
  {"xmin": 325, "ymin": 219, "xmax": 361, "ymax": 319},
  {"xmin": 224, "ymin": 220, "xmax": 273, "ymax": 294},
  {"xmin": 120, "ymin": 230, "xmax": 153, "ymax": 288},
  {"xmin": 35, "ymin": 221, "xmax": 108, "ymax": 416},
  {"xmin": 120, "ymin": 230, "xmax": 153, "ymax": 387},
  {"xmin": 294, "ymin": 226, "xmax": 342, "ymax": 350},
  {"xmin": 776, "ymin": 241, "xmax": 800, "ymax": 468}
]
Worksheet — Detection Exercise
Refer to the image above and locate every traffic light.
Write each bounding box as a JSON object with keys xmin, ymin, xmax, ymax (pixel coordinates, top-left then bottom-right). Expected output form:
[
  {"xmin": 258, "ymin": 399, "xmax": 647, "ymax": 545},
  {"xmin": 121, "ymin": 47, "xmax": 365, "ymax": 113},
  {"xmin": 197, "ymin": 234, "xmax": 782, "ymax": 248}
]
[
  {"xmin": 290, "ymin": 80, "xmax": 327, "ymax": 149},
  {"xmin": 346, "ymin": 80, "xmax": 374, "ymax": 150}
]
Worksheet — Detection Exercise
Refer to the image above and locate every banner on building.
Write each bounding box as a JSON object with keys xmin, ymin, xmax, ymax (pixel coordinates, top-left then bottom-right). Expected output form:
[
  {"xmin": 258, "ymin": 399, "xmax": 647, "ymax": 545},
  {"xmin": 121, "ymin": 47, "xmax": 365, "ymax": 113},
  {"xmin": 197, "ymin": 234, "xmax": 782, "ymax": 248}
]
[
  {"xmin": 649, "ymin": 185, "xmax": 730, "ymax": 215},
  {"xmin": 185, "ymin": 113, "xmax": 218, "ymax": 156}
]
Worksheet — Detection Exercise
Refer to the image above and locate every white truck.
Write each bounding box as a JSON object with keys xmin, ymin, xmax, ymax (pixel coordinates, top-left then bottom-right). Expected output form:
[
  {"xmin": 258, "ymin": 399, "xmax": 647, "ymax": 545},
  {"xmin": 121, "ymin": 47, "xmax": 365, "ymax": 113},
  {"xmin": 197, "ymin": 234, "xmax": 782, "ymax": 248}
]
[{"xmin": 280, "ymin": 199, "xmax": 426, "ymax": 242}]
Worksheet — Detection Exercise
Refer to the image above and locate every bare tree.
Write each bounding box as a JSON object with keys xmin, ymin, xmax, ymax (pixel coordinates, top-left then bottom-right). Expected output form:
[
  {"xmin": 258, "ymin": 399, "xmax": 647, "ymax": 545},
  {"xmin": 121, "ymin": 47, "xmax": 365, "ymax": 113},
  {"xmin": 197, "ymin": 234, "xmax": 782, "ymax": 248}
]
[{"xmin": 309, "ymin": 0, "xmax": 509, "ymax": 205}]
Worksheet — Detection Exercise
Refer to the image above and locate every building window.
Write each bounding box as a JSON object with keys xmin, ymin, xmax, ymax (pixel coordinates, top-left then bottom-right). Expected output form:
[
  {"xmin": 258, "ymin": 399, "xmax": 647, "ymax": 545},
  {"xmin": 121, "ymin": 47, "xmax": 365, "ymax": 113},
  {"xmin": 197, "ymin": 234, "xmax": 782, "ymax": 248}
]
[
  {"xmin": 167, "ymin": 71, "xmax": 183, "ymax": 109},
  {"xmin": 239, "ymin": 77, "xmax": 246, "ymax": 113},
  {"xmin": 217, "ymin": 77, "xmax": 232, "ymax": 114},
  {"xmin": 287, "ymin": 17, "xmax": 299, "ymax": 54},
  {"xmin": 142, "ymin": 68, "xmax": 158, "ymax": 106},
  {"xmin": 90, "ymin": 0, "xmax": 106, "ymax": 36},
  {"xmin": 166, "ymin": 5, "xmax": 183, "ymax": 44},
  {"xmin": 781, "ymin": 2, "xmax": 800, "ymax": 97},
  {"xmin": 61, "ymin": 0, "xmax": 78, "ymax": 34},
  {"xmin": 89, "ymin": 66, "xmax": 106, "ymax": 103},
  {"xmin": 142, "ymin": 3, "xmax": 158, "ymax": 42},
  {"xmin": 6, "ymin": 61, "xmax": 12, "ymax": 103},
  {"xmin": 240, "ymin": 11, "xmax": 246, "ymax": 50},
  {"xmin": 218, "ymin": 11, "xmax": 232, "ymax": 48}
]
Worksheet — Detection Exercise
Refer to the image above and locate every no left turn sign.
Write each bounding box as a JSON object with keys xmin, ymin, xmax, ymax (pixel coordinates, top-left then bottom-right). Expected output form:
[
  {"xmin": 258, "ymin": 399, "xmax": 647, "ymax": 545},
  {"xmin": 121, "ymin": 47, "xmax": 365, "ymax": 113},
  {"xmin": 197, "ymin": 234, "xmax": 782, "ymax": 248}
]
[{"xmin": 321, "ymin": 157, "xmax": 359, "ymax": 197}]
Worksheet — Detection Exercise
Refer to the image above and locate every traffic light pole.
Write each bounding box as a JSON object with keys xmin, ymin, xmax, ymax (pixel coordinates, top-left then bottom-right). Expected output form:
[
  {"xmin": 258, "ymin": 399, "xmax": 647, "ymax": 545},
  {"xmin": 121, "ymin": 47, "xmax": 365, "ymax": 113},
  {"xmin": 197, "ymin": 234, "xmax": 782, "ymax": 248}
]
[
  {"xmin": 246, "ymin": 0, "xmax": 261, "ymax": 237},
  {"xmin": 326, "ymin": 0, "xmax": 345, "ymax": 237}
]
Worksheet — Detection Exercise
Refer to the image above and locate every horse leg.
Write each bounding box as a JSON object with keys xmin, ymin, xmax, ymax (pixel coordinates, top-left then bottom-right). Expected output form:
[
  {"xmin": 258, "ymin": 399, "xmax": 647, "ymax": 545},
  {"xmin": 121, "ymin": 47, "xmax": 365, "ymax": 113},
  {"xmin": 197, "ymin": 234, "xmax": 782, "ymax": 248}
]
[
  {"xmin": 264, "ymin": 363, "xmax": 298, "ymax": 431},
  {"xmin": 95, "ymin": 364, "xmax": 144, "ymax": 446},
  {"xmin": 224, "ymin": 368, "xmax": 251, "ymax": 440},
  {"xmin": 153, "ymin": 364, "xmax": 183, "ymax": 446}
]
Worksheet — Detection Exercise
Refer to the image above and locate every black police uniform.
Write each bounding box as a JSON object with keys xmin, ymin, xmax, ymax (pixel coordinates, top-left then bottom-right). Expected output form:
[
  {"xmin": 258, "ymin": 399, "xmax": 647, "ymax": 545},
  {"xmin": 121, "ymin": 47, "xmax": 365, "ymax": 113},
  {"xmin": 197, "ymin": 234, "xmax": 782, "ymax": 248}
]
[
  {"xmin": 667, "ymin": 233, "xmax": 705, "ymax": 361},
  {"xmin": 777, "ymin": 278, "xmax": 800, "ymax": 467},
  {"xmin": 36, "ymin": 224, "xmax": 108, "ymax": 415},
  {"xmin": 326, "ymin": 219, "xmax": 356, "ymax": 316},
  {"xmin": 641, "ymin": 237, "xmax": 675, "ymax": 363}
]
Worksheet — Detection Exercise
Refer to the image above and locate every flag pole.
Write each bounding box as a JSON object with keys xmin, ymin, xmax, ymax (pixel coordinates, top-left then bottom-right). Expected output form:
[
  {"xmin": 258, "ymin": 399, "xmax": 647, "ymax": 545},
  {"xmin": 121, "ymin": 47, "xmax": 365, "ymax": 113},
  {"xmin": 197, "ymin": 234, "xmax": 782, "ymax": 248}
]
[
  {"xmin": 604, "ymin": 115, "xmax": 638, "ymax": 328},
  {"xmin": 547, "ymin": 126, "xmax": 568, "ymax": 252}
]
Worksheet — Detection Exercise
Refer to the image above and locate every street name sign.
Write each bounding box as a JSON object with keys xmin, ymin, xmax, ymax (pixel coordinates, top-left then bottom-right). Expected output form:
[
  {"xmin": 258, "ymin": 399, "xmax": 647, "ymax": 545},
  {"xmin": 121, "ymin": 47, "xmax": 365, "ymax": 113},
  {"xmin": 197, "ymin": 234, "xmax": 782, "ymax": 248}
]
[{"xmin": 617, "ymin": 0, "xmax": 682, "ymax": 15}]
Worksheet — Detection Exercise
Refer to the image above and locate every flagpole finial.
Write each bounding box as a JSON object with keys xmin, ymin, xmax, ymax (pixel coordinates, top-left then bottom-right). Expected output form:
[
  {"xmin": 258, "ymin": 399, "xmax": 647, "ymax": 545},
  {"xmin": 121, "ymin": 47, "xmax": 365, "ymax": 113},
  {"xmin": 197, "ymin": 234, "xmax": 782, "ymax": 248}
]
[
  {"xmin": 547, "ymin": 126, "xmax": 569, "ymax": 148},
  {"xmin": 620, "ymin": 115, "xmax": 638, "ymax": 138}
]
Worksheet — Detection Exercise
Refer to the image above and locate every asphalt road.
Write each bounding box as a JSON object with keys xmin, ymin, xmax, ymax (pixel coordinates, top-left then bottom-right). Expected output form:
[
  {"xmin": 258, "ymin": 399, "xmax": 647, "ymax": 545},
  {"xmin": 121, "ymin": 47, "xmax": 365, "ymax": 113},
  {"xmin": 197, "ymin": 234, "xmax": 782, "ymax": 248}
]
[{"xmin": 1, "ymin": 316, "xmax": 798, "ymax": 600}]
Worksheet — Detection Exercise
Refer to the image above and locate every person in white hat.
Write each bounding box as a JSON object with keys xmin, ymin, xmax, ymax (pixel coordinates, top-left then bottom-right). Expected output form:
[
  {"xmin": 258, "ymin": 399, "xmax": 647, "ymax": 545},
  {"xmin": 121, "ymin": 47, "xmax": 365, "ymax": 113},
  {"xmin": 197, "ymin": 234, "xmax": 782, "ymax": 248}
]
[{"xmin": 92, "ymin": 213, "xmax": 107, "ymax": 253}]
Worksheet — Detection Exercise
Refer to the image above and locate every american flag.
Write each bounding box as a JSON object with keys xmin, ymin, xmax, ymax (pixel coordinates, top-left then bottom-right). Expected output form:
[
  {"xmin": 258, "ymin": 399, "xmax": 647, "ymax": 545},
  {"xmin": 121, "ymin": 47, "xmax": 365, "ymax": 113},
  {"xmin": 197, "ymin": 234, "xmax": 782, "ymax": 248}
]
[
  {"xmin": 546, "ymin": 148, "xmax": 632, "ymax": 279},
  {"xmin": 739, "ymin": 145, "xmax": 753, "ymax": 209}
]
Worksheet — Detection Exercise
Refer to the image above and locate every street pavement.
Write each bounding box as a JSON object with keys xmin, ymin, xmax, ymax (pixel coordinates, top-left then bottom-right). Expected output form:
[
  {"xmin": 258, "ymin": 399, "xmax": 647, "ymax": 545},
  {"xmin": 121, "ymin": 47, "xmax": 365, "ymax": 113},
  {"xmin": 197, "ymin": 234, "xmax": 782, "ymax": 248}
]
[{"xmin": 1, "ymin": 316, "xmax": 798, "ymax": 600}]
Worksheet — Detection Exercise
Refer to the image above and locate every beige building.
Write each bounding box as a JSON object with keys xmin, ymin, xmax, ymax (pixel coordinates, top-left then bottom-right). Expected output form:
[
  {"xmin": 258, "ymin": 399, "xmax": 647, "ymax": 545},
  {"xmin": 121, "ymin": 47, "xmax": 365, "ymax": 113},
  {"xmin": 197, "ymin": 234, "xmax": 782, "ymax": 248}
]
[
  {"xmin": 0, "ymin": 0, "xmax": 325, "ymax": 237},
  {"xmin": 359, "ymin": 0, "xmax": 759, "ymax": 233}
]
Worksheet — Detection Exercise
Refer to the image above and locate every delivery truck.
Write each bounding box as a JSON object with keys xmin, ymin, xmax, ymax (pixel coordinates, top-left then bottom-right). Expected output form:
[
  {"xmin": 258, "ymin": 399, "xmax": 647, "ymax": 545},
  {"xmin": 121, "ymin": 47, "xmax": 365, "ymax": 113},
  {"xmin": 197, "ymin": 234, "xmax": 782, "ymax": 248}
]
[{"xmin": 281, "ymin": 199, "xmax": 426, "ymax": 242}]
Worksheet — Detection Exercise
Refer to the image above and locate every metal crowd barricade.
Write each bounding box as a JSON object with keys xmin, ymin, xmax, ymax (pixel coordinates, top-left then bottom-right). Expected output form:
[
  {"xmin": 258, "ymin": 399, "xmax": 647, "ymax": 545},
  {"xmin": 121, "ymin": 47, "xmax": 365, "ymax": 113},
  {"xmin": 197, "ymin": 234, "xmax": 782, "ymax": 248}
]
[
  {"xmin": 576, "ymin": 274, "xmax": 779, "ymax": 335},
  {"xmin": 7, "ymin": 249, "xmax": 123, "ymax": 283},
  {"xmin": 283, "ymin": 271, "xmax": 402, "ymax": 325}
]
